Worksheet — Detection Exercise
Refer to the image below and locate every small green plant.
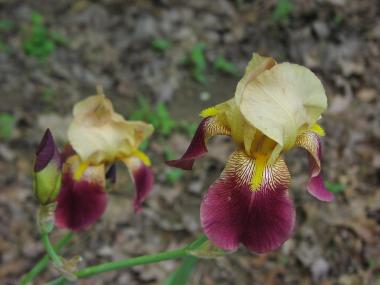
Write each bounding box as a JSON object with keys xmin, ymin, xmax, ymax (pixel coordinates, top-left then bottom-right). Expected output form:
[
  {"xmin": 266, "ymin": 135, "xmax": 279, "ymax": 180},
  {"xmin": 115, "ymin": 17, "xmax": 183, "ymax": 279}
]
[
  {"xmin": 41, "ymin": 88, "xmax": 55, "ymax": 101},
  {"xmin": 23, "ymin": 12, "xmax": 65, "ymax": 60},
  {"xmin": 272, "ymin": 0, "xmax": 294, "ymax": 23},
  {"xmin": 0, "ymin": 113, "xmax": 15, "ymax": 140},
  {"xmin": 152, "ymin": 38, "xmax": 171, "ymax": 52},
  {"xmin": 325, "ymin": 181, "xmax": 345, "ymax": 194},
  {"xmin": 190, "ymin": 43, "xmax": 207, "ymax": 84},
  {"xmin": 130, "ymin": 97, "xmax": 176, "ymax": 136},
  {"xmin": 163, "ymin": 147, "xmax": 184, "ymax": 183},
  {"xmin": 214, "ymin": 56, "xmax": 238, "ymax": 76}
]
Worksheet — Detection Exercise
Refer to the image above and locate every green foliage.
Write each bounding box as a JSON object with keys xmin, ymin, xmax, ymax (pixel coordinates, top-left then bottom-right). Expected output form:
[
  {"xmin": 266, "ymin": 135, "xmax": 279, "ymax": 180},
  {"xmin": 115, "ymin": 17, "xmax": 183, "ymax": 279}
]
[
  {"xmin": 0, "ymin": 113, "xmax": 15, "ymax": 140},
  {"xmin": 325, "ymin": 181, "xmax": 345, "ymax": 193},
  {"xmin": 190, "ymin": 43, "xmax": 207, "ymax": 84},
  {"xmin": 130, "ymin": 97, "xmax": 176, "ymax": 136},
  {"xmin": 214, "ymin": 56, "xmax": 238, "ymax": 76},
  {"xmin": 0, "ymin": 19, "xmax": 14, "ymax": 31},
  {"xmin": 42, "ymin": 88, "xmax": 54, "ymax": 101},
  {"xmin": 163, "ymin": 147, "xmax": 184, "ymax": 183},
  {"xmin": 152, "ymin": 38, "xmax": 171, "ymax": 52},
  {"xmin": 0, "ymin": 40, "xmax": 9, "ymax": 53},
  {"xmin": 23, "ymin": 12, "xmax": 66, "ymax": 60},
  {"xmin": 272, "ymin": 0, "xmax": 294, "ymax": 23},
  {"xmin": 130, "ymin": 96, "xmax": 195, "ymax": 138},
  {"xmin": 163, "ymin": 256, "xmax": 198, "ymax": 285}
]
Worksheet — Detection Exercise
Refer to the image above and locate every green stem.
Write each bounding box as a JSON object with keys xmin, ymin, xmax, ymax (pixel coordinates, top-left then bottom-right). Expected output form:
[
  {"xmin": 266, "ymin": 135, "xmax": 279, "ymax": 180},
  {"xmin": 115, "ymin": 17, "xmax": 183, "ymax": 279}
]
[
  {"xmin": 41, "ymin": 231, "xmax": 63, "ymax": 267},
  {"xmin": 17, "ymin": 232, "xmax": 73, "ymax": 285},
  {"xmin": 46, "ymin": 247, "xmax": 189, "ymax": 285}
]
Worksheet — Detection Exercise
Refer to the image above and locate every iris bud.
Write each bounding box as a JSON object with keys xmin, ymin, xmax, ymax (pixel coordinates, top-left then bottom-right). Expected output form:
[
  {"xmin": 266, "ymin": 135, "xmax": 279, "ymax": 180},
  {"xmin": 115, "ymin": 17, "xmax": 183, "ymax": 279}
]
[{"xmin": 33, "ymin": 129, "xmax": 62, "ymax": 205}]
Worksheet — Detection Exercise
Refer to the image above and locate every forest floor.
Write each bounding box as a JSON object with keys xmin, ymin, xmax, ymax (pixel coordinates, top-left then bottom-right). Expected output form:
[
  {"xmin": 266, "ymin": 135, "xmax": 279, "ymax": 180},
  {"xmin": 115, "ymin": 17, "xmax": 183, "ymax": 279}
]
[{"xmin": 0, "ymin": 0, "xmax": 379, "ymax": 284}]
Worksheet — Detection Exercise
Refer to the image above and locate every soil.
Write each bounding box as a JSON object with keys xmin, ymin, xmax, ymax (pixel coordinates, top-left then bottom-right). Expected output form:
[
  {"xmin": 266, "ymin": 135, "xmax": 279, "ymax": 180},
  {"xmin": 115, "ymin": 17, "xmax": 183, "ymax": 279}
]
[{"xmin": 0, "ymin": 0, "xmax": 379, "ymax": 284}]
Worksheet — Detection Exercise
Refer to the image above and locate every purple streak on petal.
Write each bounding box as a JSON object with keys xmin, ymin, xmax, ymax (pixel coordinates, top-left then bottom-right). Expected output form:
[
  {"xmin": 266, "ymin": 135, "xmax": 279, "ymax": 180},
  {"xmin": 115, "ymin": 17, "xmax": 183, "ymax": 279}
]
[
  {"xmin": 132, "ymin": 163, "xmax": 154, "ymax": 213},
  {"xmin": 200, "ymin": 151, "xmax": 295, "ymax": 254},
  {"xmin": 166, "ymin": 118, "xmax": 210, "ymax": 170},
  {"xmin": 55, "ymin": 172, "xmax": 107, "ymax": 231},
  {"xmin": 296, "ymin": 132, "xmax": 334, "ymax": 202},
  {"xmin": 106, "ymin": 163, "xmax": 117, "ymax": 184},
  {"xmin": 35, "ymin": 129, "xmax": 61, "ymax": 171}
]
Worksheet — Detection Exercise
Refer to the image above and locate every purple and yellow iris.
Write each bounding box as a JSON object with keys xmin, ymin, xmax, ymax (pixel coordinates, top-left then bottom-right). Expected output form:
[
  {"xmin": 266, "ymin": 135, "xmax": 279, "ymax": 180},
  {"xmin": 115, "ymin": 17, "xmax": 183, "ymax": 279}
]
[
  {"xmin": 34, "ymin": 90, "xmax": 154, "ymax": 231},
  {"xmin": 167, "ymin": 54, "xmax": 333, "ymax": 253}
]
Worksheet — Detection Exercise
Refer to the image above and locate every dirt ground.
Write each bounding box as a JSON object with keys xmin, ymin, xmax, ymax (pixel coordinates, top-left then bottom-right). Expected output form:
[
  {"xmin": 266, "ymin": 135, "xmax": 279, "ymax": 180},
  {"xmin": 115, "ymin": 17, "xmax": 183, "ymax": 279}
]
[{"xmin": 0, "ymin": 0, "xmax": 379, "ymax": 284}]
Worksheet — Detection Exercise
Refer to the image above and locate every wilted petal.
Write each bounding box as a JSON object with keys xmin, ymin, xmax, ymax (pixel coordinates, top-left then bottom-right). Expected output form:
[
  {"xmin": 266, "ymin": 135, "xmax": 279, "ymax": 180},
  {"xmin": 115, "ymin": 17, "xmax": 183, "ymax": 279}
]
[
  {"xmin": 123, "ymin": 157, "xmax": 154, "ymax": 213},
  {"xmin": 68, "ymin": 94, "xmax": 153, "ymax": 164},
  {"xmin": 201, "ymin": 150, "xmax": 294, "ymax": 253},
  {"xmin": 238, "ymin": 63, "xmax": 327, "ymax": 151},
  {"xmin": 166, "ymin": 117, "xmax": 230, "ymax": 170},
  {"xmin": 296, "ymin": 131, "xmax": 334, "ymax": 202}
]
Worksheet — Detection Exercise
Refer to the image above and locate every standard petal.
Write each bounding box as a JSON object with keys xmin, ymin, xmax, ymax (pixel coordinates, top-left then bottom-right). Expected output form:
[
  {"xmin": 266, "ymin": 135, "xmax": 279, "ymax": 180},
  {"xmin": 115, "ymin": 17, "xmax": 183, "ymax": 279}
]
[
  {"xmin": 55, "ymin": 172, "xmax": 107, "ymax": 231},
  {"xmin": 296, "ymin": 131, "xmax": 334, "ymax": 202},
  {"xmin": 166, "ymin": 116, "xmax": 230, "ymax": 170},
  {"xmin": 235, "ymin": 53, "xmax": 276, "ymax": 104},
  {"xmin": 200, "ymin": 150, "xmax": 295, "ymax": 253},
  {"xmin": 238, "ymin": 63, "xmax": 327, "ymax": 151},
  {"xmin": 123, "ymin": 157, "xmax": 154, "ymax": 213},
  {"xmin": 68, "ymin": 94, "xmax": 153, "ymax": 164}
]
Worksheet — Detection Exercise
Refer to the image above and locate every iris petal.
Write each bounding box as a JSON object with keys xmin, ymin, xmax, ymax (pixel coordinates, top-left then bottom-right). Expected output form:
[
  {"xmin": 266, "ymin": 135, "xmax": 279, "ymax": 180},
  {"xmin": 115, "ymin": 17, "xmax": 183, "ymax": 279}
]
[
  {"xmin": 200, "ymin": 150, "xmax": 295, "ymax": 253},
  {"xmin": 166, "ymin": 117, "xmax": 230, "ymax": 170},
  {"xmin": 55, "ymin": 172, "xmax": 107, "ymax": 231},
  {"xmin": 296, "ymin": 131, "xmax": 334, "ymax": 202},
  {"xmin": 124, "ymin": 157, "xmax": 154, "ymax": 213}
]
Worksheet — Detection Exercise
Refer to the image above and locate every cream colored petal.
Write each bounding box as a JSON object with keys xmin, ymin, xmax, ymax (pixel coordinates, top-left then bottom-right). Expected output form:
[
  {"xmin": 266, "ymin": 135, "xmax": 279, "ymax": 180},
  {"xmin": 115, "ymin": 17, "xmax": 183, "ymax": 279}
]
[
  {"xmin": 238, "ymin": 63, "xmax": 327, "ymax": 151},
  {"xmin": 68, "ymin": 94, "xmax": 153, "ymax": 165},
  {"xmin": 235, "ymin": 53, "xmax": 276, "ymax": 104}
]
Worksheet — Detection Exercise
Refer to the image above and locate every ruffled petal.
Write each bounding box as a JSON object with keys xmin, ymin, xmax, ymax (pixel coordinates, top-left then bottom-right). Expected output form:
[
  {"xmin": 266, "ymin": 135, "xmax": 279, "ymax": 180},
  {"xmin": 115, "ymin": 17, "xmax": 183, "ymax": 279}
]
[
  {"xmin": 238, "ymin": 63, "xmax": 327, "ymax": 151},
  {"xmin": 166, "ymin": 117, "xmax": 230, "ymax": 170},
  {"xmin": 68, "ymin": 93, "xmax": 153, "ymax": 165},
  {"xmin": 295, "ymin": 131, "xmax": 334, "ymax": 202},
  {"xmin": 200, "ymin": 150, "xmax": 295, "ymax": 253},
  {"xmin": 55, "ymin": 171, "xmax": 107, "ymax": 231},
  {"xmin": 123, "ymin": 157, "xmax": 154, "ymax": 213}
]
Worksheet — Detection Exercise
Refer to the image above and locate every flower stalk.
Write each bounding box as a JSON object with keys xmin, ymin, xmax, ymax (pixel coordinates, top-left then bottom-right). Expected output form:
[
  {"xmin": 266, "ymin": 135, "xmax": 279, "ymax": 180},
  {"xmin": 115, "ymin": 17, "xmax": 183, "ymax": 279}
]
[{"xmin": 17, "ymin": 232, "xmax": 73, "ymax": 285}]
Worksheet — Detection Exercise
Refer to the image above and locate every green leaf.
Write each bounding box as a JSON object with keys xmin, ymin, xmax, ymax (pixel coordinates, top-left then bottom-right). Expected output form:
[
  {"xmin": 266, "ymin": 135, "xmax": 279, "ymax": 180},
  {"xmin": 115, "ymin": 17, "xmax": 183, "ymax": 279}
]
[
  {"xmin": 190, "ymin": 43, "xmax": 207, "ymax": 84},
  {"xmin": 0, "ymin": 113, "xmax": 15, "ymax": 140},
  {"xmin": 214, "ymin": 56, "xmax": 238, "ymax": 76},
  {"xmin": 163, "ymin": 256, "xmax": 198, "ymax": 285},
  {"xmin": 272, "ymin": 0, "xmax": 294, "ymax": 22},
  {"xmin": 325, "ymin": 181, "xmax": 345, "ymax": 193},
  {"xmin": 152, "ymin": 38, "xmax": 171, "ymax": 52},
  {"xmin": 165, "ymin": 169, "xmax": 183, "ymax": 184},
  {"xmin": 0, "ymin": 19, "xmax": 14, "ymax": 31}
]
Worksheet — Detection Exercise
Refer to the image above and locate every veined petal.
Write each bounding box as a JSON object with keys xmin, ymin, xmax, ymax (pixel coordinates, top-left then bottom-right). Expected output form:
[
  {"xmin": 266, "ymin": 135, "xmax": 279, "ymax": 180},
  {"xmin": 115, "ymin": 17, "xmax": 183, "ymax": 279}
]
[
  {"xmin": 238, "ymin": 63, "xmax": 327, "ymax": 151},
  {"xmin": 123, "ymin": 156, "xmax": 154, "ymax": 213},
  {"xmin": 200, "ymin": 150, "xmax": 295, "ymax": 253},
  {"xmin": 55, "ymin": 162, "xmax": 107, "ymax": 231},
  {"xmin": 55, "ymin": 174, "xmax": 107, "ymax": 231},
  {"xmin": 166, "ymin": 116, "xmax": 230, "ymax": 170},
  {"xmin": 295, "ymin": 131, "xmax": 334, "ymax": 202},
  {"xmin": 68, "ymin": 93, "xmax": 153, "ymax": 165}
]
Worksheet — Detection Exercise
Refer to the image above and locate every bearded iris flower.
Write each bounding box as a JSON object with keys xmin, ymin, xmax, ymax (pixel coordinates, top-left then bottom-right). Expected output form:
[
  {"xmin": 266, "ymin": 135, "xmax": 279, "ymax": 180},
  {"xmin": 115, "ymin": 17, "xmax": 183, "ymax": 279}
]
[
  {"xmin": 51, "ymin": 90, "xmax": 154, "ymax": 231},
  {"xmin": 167, "ymin": 54, "xmax": 333, "ymax": 253}
]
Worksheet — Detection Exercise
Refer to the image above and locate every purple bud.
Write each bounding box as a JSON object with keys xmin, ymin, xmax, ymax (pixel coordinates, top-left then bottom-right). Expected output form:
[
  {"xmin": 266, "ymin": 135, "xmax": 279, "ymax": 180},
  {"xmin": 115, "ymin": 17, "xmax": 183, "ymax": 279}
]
[
  {"xmin": 35, "ymin": 129, "xmax": 61, "ymax": 172},
  {"xmin": 33, "ymin": 129, "xmax": 62, "ymax": 205}
]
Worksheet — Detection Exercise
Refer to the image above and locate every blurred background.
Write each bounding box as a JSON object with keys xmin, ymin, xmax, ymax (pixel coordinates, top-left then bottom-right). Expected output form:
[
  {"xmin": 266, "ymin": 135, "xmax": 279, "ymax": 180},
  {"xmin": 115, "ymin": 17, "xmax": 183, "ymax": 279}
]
[{"xmin": 0, "ymin": 0, "xmax": 379, "ymax": 284}]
